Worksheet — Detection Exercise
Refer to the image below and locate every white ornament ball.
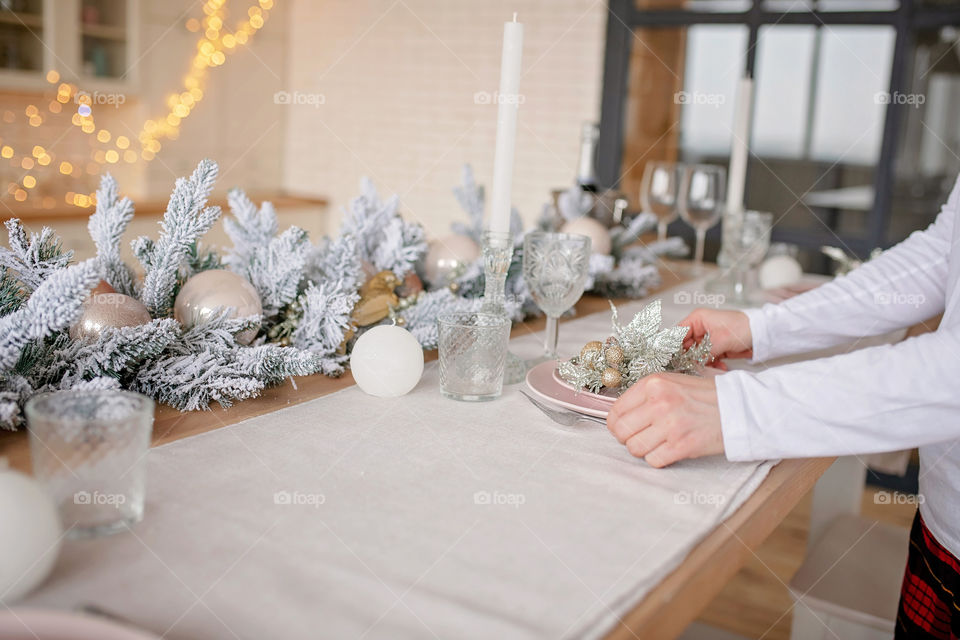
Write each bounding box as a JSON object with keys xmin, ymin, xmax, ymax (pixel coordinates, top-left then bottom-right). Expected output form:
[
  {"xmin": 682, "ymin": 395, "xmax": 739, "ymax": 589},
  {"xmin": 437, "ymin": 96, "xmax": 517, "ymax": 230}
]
[
  {"xmin": 174, "ymin": 269, "xmax": 262, "ymax": 345},
  {"xmin": 350, "ymin": 325, "xmax": 424, "ymax": 398},
  {"xmin": 424, "ymin": 234, "xmax": 481, "ymax": 286},
  {"xmin": 561, "ymin": 217, "xmax": 611, "ymax": 255},
  {"xmin": 69, "ymin": 293, "xmax": 152, "ymax": 341},
  {"xmin": 758, "ymin": 254, "xmax": 803, "ymax": 289},
  {"xmin": 0, "ymin": 463, "xmax": 61, "ymax": 603}
]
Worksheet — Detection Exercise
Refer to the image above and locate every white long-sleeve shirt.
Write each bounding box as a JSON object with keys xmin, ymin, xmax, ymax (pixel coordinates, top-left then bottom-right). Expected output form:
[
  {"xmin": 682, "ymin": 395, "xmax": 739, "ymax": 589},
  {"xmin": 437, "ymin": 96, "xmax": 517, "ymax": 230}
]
[{"xmin": 717, "ymin": 176, "xmax": 960, "ymax": 557}]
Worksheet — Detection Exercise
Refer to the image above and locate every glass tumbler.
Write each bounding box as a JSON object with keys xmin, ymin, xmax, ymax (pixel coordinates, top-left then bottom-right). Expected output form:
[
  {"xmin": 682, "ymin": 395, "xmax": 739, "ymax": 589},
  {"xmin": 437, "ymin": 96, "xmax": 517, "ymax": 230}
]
[
  {"xmin": 438, "ymin": 311, "xmax": 512, "ymax": 401},
  {"xmin": 27, "ymin": 390, "xmax": 154, "ymax": 539}
]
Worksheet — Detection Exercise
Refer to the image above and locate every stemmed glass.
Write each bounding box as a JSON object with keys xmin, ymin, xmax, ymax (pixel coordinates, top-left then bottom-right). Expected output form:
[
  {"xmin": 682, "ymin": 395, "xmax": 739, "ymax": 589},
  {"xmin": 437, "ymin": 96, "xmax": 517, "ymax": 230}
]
[
  {"xmin": 522, "ymin": 232, "xmax": 592, "ymax": 364},
  {"xmin": 640, "ymin": 161, "xmax": 683, "ymax": 241},
  {"xmin": 729, "ymin": 210, "xmax": 773, "ymax": 304},
  {"xmin": 678, "ymin": 164, "xmax": 726, "ymax": 273}
]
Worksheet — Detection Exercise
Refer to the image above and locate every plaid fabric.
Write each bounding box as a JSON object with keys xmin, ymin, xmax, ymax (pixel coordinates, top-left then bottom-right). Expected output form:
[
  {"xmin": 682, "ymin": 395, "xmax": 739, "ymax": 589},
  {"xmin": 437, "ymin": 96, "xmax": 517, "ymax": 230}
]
[{"xmin": 897, "ymin": 511, "xmax": 960, "ymax": 639}]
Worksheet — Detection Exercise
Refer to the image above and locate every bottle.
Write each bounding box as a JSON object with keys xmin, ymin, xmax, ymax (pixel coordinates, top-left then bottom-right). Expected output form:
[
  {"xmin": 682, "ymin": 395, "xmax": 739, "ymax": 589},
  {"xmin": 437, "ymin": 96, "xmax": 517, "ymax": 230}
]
[{"xmin": 576, "ymin": 122, "xmax": 600, "ymax": 192}]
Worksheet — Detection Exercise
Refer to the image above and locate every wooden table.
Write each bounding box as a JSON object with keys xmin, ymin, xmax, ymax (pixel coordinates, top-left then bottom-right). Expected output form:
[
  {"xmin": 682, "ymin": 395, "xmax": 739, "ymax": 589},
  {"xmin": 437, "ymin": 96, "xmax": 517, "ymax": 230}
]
[{"xmin": 0, "ymin": 264, "xmax": 832, "ymax": 639}]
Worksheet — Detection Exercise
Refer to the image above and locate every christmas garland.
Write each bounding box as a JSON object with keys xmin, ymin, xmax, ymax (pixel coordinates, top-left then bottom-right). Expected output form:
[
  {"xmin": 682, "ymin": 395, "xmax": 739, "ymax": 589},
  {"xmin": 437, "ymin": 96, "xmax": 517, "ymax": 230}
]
[{"xmin": 0, "ymin": 160, "xmax": 682, "ymax": 429}]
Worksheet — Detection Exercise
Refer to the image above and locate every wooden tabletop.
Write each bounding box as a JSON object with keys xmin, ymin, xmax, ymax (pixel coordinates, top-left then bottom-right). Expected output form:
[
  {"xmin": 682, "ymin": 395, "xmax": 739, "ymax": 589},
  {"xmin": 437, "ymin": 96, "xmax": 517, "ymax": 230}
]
[{"xmin": 0, "ymin": 262, "xmax": 832, "ymax": 639}]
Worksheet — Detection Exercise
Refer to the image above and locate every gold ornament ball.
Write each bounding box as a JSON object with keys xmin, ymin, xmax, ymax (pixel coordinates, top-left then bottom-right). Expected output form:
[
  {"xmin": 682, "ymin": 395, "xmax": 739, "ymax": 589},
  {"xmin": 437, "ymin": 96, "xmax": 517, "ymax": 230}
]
[
  {"xmin": 580, "ymin": 340, "xmax": 603, "ymax": 361},
  {"xmin": 604, "ymin": 345, "xmax": 624, "ymax": 367},
  {"xmin": 601, "ymin": 367, "xmax": 622, "ymax": 388},
  {"xmin": 69, "ymin": 293, "xmax": 151, "ymax": 341},
  {"xmin": 174, "ymin": 269, "xmax": 262, "ymax": 345}
]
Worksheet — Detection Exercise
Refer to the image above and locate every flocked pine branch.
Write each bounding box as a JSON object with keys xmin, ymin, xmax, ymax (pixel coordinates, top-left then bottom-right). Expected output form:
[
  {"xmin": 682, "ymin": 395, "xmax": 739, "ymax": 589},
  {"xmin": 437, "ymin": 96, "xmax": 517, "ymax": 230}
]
[
  {"xmin": 88, "ymin": 173, "xmax": 137, "ymax": 296},
  {"xmin": 224, "ymin": 188, "xmax": 279, "ymax": 264},
  {"xmin": 305, "ymin": 234, "xmax": 363, "ymax": 295},
  {"xmin": 291, "ymin": 280, "xmax": 360, "ymax": 375},
  {"xmin": 136, "ymin": 159, "xmax": 221, "ymax": 317},
  {"xmin": 134, "ymin": 350, "xmax": 265, "ymax": 411},
  {"xmin": 342, "ymin": 177, "xmax": 427, "ymax": 278},
  {"xmin": 0, "ymin": 219, "xmax": 73, "ymax": 292},
  {"xmin": 171, "ymin": 310, "xmax": 260, "ymax": 356},
  {"xmin": 227, "ymin": 208, "xmax": 310, "ymax": 316},
  {"xmin": 0, "ymin": 259, "xmax": 99, "ymax": 371},
  {"xmin": 38, "ymin": 319, "xmax": 181, "ymax": 389}
]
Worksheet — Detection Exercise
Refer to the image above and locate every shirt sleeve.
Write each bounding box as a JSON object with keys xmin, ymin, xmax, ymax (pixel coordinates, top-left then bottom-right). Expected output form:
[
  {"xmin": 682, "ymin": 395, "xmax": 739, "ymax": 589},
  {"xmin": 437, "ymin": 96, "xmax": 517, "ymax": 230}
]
[
  {"xmin": 743, "ymin": 177, "xmax": 958, "ymax": 363},
  {"xmin": 718, "ymin": 323, "xmax": 960, "ymax": 460}
]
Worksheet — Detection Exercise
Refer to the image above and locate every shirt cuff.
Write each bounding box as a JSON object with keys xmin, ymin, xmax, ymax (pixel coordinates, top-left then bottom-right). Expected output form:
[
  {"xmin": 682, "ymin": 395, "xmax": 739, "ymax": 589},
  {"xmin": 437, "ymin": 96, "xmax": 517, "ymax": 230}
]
[
  {"xmin": 743, "ymin": 305, "xmax": 775, "ymax": 363},
  {"xmin": 716, "ymin": 370, "xmax": 756, "ymax": 462}
]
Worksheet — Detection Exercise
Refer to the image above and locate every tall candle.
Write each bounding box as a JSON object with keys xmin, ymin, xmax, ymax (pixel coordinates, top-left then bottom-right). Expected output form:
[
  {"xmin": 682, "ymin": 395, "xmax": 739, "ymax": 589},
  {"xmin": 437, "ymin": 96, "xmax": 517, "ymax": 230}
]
[
  {"xmin": 488, "ymin": 14, "xmax": 523, "ymax": 234},
  {"xmin": 725, "ymin": 76, "xmax": 753, "ymax": 215}
]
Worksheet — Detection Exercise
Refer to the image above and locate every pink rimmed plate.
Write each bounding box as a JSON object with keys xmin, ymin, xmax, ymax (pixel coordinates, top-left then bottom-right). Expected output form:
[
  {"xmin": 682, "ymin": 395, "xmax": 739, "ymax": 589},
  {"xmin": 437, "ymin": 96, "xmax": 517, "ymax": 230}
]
[{"xmin": 525, "ymin": 360, "xmax": 613, "ymax": 419}]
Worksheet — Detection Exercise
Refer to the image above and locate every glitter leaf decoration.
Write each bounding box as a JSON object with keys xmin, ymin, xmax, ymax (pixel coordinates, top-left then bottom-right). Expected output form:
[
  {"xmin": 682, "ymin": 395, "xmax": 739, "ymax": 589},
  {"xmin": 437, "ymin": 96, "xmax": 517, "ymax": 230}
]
[{"xmin": 559, "ymin": 299, "xmax": 712, "ymax": 394}]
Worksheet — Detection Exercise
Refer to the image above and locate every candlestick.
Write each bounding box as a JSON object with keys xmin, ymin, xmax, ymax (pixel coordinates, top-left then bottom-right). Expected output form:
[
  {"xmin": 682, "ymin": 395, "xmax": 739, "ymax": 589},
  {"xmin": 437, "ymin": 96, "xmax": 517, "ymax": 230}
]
[
  {"xmin": 715, "ymin": 75, "xmax": 754, "ymax": 274},
  {"xmin": 487, "ymin": 14, "xmax": 523, "ymax": 235},
  {"xmin": 725, "ymin": 76, "xmax": 753, "ymax": 216}
]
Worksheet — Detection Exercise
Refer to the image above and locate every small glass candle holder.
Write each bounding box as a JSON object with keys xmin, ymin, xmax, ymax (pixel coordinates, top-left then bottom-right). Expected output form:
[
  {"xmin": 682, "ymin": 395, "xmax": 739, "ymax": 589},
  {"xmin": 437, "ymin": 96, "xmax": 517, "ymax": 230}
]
[
  {"xmin": 437, "ymin": 311, "xmax": 511, "ymax": 401},
  {"xmin": 26, "ymin": 390, "xmax": 154, "ymax": 539}
]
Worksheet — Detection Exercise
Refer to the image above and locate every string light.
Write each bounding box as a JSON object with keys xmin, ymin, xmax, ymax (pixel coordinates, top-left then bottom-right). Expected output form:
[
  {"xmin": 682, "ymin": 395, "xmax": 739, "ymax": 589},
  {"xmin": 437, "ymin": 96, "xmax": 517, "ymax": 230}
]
[{"xmin": 2, "ymin": 0, "xmax": 274, "ymax": 209}]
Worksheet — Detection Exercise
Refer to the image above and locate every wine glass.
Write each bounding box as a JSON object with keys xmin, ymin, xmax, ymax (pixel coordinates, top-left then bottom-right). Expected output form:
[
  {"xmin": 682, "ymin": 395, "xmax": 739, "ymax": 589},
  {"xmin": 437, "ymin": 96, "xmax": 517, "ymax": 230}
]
[
  {"xmin": 729, "ymin": 210, "xmax": 773, "ymax": 303},
  {"xmin": 522, "ymin": 232, "xmax": 592, "ymax": 364},
  {"xmin": 678, "ymin": 164, "xmax": 726, "ymax": 273},
  {"xmin": 640, "ymin": 161, "xmax": 683, "ymax": 241}
]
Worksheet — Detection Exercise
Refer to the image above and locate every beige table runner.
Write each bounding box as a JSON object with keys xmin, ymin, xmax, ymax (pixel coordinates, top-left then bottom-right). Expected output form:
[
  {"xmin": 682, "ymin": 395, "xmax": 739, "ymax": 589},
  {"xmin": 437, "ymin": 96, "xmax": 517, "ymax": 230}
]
[{"xmin": 25, "ymin": 281, "xmax": 776, "ymax": 639}]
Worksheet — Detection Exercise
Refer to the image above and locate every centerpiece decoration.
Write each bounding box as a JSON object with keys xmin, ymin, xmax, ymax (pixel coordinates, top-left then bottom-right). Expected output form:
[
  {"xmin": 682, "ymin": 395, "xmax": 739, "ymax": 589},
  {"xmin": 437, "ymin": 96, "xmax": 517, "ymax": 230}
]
[
  {"xmin": 0, "ymin": 151, "xmax": 687, "ymax": 429},
  {"xmin": 558, "ymin": 300, "xmax": 713, "ymax": 394}
]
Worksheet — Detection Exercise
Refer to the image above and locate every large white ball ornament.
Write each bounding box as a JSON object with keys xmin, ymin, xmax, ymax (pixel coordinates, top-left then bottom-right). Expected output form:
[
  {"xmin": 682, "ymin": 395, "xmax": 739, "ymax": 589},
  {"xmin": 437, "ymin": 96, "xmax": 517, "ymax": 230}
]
[
  {"xmin": 0, "ymin": 463, "xmax": 62, "ymax": 603},
  {"xmin": 424, "ymin": 234, "xmax": 481, "ymax": 286},
  {"xmin": 174, "ymin": 269, "xmax": 262, "ymax": 344},
  {"xmin": 759, "ymin": 254, "xmax": 803, "ymax": 289},
  {"xmin": 350, "ymin": 325, "xmax": 425, "ymax": 398},
  {"xmin": 560, "ymin": 217, "xmax": 611, "ymax": 255}
]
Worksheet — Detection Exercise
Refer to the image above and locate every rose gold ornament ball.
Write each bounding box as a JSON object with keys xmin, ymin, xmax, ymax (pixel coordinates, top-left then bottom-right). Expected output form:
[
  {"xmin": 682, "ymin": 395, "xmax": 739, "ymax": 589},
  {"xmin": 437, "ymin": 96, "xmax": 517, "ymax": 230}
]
[
  {"xmin": 173, "ymin": 269, "xmax": 262, "ymax": 345},
  {"xmin": 69, "ymin": 293, "xmax": 152, "ymax": 341}
]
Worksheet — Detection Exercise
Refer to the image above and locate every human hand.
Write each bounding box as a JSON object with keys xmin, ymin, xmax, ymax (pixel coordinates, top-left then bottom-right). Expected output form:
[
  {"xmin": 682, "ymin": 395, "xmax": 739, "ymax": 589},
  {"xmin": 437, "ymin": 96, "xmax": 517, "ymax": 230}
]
[
  {"xmin": 677, "ymin": 308, "xmax": 753, "ymax": 365},
  {"xmin": 606, "ymin": 373, "xmax": 724, "ymax": 467}
]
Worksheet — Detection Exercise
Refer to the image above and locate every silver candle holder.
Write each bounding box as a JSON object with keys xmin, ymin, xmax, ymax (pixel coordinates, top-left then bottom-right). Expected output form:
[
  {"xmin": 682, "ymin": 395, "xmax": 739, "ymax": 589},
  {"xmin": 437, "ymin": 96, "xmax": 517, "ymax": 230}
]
[{"xmin": 480, "ymin": 229, "xmax": 527, "ymax": 385}]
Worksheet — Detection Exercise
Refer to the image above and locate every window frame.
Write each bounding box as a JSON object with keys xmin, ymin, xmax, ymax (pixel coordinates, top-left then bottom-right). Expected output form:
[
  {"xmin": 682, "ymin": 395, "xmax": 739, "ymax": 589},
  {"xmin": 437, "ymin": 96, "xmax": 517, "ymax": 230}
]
[{"xmin": 598, "ymin": 0, "xmax": 960, "ymax": 256}]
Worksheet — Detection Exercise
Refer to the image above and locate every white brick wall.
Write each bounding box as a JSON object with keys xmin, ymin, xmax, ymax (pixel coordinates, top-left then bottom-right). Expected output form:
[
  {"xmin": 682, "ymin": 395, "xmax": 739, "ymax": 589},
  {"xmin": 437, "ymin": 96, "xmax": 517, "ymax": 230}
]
[{"xmin": 282, "ymin": 0, "xmax": 607, "ymax": 238}]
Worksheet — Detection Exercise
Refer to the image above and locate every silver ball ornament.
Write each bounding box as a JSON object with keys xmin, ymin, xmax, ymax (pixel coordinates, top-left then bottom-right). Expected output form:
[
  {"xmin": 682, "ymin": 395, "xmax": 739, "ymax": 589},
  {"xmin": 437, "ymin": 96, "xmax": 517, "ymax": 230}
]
[
  {"xmin": 174, "ymin": 269, "xmax": 262, "ymax": 345},
  {"xmin": 70, "ymin": 293, "xmax": 151, "ymax": 341}
]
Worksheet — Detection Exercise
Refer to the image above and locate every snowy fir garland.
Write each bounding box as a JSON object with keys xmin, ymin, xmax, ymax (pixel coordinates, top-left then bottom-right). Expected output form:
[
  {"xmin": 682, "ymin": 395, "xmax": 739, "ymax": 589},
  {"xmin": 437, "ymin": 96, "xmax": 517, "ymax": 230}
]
[{"xmin": 0, "ymin": 160, "xmax": 683, "ymax": 429}]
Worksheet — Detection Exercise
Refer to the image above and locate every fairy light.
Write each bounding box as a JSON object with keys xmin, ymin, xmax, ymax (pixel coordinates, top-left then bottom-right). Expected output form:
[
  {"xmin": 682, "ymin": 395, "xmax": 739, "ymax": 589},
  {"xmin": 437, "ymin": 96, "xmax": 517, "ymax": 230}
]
[{"xmin": 3, "ymin": 1, "xmax": 275, "ymax": 209}]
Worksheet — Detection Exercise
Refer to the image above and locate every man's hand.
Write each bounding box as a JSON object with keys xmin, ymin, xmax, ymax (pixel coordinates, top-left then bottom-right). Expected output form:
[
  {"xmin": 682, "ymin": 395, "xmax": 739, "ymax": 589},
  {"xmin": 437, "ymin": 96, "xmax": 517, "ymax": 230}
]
[
  {"xmin": 678, "ymin": 308, "xmax": 753, "ymax": 364},
  {"xmin": 606, "ymin": 373, "xmax": 724, "ymax": 467}
]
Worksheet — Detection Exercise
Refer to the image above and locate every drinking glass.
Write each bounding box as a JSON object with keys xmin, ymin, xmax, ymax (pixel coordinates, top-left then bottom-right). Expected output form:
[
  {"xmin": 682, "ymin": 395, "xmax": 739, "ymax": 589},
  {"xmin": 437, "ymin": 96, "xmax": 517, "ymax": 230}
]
[
  {"xmin": 640, "ymin": 161, "xmax": 683, "ymax": 241},
  {"xmin": 678, "ymin": 164, "xmax": 726, "ymax": 273},
  {"xmin": 522, "ymin": 231, "xmax": 592, "ymax": 363},
  {"xmin": 729, "ymin": 210, "xmax": 774, "ymax": 303},
  {"xmin": 438, "ymin": 311, "xmax": 512, "ymax": 401},
  {"xmin": 27, "ymin": 390, "xmax": 154, "ymax": 539}
]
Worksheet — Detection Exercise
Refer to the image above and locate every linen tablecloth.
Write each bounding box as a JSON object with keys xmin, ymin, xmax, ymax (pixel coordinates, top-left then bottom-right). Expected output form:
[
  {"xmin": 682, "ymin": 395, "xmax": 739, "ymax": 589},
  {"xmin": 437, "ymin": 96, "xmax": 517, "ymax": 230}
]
[{"xmin": 24, "ymin": 280, "xmax": 777, "ymax": 639}]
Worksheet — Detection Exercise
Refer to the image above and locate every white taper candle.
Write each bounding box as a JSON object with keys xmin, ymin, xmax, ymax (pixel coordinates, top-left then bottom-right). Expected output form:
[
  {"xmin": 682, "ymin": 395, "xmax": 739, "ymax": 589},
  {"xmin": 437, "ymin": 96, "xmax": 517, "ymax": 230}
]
[
  {"xmin": 487, "ymin": 14, "xmax": 523, "ymax": 234},
  {"xmin": 725, "ymin": 76, "xmax": 754, "ymax": 215}
]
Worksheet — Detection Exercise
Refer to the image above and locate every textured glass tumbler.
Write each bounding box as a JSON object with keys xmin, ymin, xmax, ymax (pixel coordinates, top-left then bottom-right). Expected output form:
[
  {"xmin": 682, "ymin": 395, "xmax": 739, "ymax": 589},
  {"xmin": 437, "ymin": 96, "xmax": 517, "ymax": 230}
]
[
  {"xmin": 438, "ymin": 311, "xmax": 512, "ymax": 401},
  {"xmin": 27, "ymin": 390, "xmax": 154, "ymax": 539}
]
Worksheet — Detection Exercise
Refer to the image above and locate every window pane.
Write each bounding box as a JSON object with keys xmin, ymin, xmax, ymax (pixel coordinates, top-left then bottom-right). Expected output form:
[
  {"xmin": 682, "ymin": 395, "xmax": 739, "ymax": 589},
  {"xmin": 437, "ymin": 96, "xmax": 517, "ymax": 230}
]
[
  {"xmin": 678, "ymin": 25, "xmax": 749, "ymax": 156},
  {"xmin": 809, "ymin": 26, "xmax": 895, "ymax": 164},
  {"xmin": 764, "ymin": 0, "xmax": 898, "ymax": 10},
  {"xmin": 886, "ymin": 27, "xmax": 960, "ymax": 245},
  {"xmin": 753, "ymin": 25, "xmax": 816, "ymax": 158},
  {"xmin": 637, "ymin": 0, "xmax": 751, "ymax": 11}
]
